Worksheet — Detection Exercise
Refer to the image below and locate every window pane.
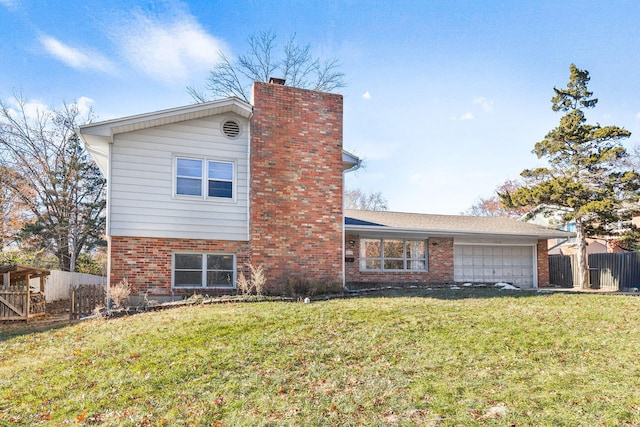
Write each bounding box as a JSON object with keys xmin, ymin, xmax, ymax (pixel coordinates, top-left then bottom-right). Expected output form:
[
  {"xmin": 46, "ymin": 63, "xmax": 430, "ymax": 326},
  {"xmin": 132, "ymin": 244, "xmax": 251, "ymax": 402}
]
[
  {"xmin": 207, "ymin": 255, "xmax": 234, "ymax": 271},
  {"xmin": 208, "ymin": 180, "xmax": 232, "ymax": 198},
  {"xmin": 384, "ymin": 259, "xmax": 404, "ymax": 270},
  {"xmin": 364, "ymin": 259, "xmax": 381, "ymax": 270},
  {"xmin": 175, "ymin": 254, "xmax": 202, "ymax": 269},
  {"xmin": 361, "ymin": 239, "xmax": 381, "ymax": 257},
  {"xmin": 174, "ymin": 271, "xmax": 203, "ymax": 287},
  {"xmin": 207, "ymin": 271, "xmax": 234, "ymax": 287},
  {"xmin": 407, "ymin": 240, "xmax": 426, "ymax": 258},
  {"xmin": 177, "ymin": 177, "xmax": 202, "ymax": 196},
  {"xmin": 177, "ymin": 158, "xmax": 202, "ymax": 178},
  {"xmin": 408, "ymin": 260, "xmax": 426, "ymax": 270},
  {"xmin": 208, "ymin": 161, "xmax": 233, "ymax": 181},
  {"xmin": 384, "ymin": 240, "xmax": 404, "ymax": 258}
]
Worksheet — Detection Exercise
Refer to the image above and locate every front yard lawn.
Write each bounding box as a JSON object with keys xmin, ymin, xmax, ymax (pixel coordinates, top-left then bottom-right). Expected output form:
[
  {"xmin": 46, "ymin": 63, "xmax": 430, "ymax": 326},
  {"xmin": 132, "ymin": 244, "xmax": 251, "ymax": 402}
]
[{"xmin": 2, "ymin": 289, "xmax": 640, "ymax": 425}]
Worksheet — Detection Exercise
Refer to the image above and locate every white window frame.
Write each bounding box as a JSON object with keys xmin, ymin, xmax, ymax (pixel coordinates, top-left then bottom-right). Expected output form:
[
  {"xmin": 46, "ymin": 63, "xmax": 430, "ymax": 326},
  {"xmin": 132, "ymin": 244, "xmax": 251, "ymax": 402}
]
[
  {"xmin": 360, "ymin": 238, "xmax": 428, "ymax": 272},
  {"xmin": 172, "ymin": 252, "xmax": 236, "ymax": 289},
  {"xmin": 174, "ymin": 156, "xmax": 236, "ymax": 201}
]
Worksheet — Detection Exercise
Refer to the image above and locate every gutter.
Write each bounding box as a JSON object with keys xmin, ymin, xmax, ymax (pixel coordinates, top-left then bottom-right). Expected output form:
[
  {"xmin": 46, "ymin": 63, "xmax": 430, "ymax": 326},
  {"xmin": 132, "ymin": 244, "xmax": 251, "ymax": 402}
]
[{"xmin": 344, "ymin": 224, "xmax": 574, "ymax": 240}]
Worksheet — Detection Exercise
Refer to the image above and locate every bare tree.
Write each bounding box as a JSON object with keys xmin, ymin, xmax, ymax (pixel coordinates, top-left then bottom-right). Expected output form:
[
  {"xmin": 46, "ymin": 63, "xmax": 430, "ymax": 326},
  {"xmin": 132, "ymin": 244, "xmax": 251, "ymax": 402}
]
[
  {"xmin": 0, "ymin": 165, "xmax": 32, "ymax": 251},
  {"xmin": 464, "ymin": 180, "xmax": 530, "ymax": 218},
  {"xmin": 188, "ymin": 30, "xmax": 346, "ymax": 102},
  {"xmin": 0, "ymin": 95, "xmax": 106, "ymax": 271},
  {"xmin": 345, "ymin": 189, "xmax": 389, "ymax": 211}
]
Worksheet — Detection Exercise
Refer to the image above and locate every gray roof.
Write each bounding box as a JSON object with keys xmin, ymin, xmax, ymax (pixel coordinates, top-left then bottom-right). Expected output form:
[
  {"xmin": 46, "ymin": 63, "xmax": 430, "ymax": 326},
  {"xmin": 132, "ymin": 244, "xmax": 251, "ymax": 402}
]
[{"xmin": 345, "ymin": 209, "xmax": 573, "ymax": 239}]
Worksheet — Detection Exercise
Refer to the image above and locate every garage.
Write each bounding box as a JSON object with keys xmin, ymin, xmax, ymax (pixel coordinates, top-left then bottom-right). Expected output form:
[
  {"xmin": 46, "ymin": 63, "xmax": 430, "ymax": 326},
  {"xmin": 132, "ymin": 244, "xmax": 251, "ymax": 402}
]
[{"xmin": 454, "ymin": 244, "xmax": 536, "ymax": 288}]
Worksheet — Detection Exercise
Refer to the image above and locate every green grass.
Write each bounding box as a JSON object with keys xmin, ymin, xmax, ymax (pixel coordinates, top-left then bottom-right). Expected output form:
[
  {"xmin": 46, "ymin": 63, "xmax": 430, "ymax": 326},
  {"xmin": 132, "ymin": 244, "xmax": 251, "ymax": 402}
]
[{"xmin": 2, "ymin": 289, "xmax": 640, "ymax": 426}]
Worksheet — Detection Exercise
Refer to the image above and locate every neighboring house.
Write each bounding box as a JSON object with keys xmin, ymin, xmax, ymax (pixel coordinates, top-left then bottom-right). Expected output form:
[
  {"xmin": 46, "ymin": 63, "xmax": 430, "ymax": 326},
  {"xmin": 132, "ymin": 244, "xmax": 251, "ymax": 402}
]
[
  {"xmin": 79, "ymin": 80, "xmax": 571, "ymax": 300},
  {"xmin": 525, "ymin": 205, "xmax": 631, "ymax": 255}
]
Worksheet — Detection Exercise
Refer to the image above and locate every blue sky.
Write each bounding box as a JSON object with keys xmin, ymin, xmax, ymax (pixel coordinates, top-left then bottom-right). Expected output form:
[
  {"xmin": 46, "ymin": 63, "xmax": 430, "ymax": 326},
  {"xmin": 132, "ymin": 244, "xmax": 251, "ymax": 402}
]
[{"xmin": 2, "ymin": 0, "xmax": 640, "ymax": 215}]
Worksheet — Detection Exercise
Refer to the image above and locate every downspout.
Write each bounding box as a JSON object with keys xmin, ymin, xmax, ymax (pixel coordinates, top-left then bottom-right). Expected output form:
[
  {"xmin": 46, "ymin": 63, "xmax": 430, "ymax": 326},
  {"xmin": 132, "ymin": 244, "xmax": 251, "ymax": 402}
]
[
  {"xmin": 342, "ymin": 158, "xmax": 362, "ymax": 291},
  {"xmin": 105, "ymin": 141, "xmax": 113, "ymax": 310}
]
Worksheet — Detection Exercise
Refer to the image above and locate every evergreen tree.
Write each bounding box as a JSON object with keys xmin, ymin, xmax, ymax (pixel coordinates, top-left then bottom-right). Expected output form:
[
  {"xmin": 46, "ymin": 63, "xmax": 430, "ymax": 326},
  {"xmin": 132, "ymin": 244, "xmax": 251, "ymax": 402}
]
[{"xmin": 501, "ymin": 64, "xmax": 640, "ymax": 289}]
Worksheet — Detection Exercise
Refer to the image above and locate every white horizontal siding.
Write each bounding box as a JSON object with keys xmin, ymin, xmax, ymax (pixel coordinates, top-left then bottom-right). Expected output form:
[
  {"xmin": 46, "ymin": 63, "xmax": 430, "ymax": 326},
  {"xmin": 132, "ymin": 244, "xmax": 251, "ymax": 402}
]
[{"xmin": 109, "ymin": 115, "xmax": 249, "ymax": 241}]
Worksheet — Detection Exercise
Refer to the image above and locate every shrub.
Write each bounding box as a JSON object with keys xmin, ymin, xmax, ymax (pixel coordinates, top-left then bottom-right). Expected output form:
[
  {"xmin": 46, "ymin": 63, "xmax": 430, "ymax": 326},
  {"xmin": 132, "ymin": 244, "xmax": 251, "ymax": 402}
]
[
  {"xmin": 249, "ymin": 264, "xmax": 265, "ymax": 296},
  {"xmin": 237, "ymin": 270, "xmax": 250, "ymax": 295},
  {"xmin": 110, "ymin": 278, "xmax": 131, "ymax": 308},
  {"xmin": 237, "ymin": 264, "xmax": 266, "ymax": 296}
]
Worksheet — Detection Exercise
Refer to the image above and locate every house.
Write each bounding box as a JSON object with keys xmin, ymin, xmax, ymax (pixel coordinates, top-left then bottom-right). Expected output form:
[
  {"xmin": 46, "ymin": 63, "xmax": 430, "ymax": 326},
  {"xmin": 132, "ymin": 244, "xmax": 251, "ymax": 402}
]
[{"xmin": 79, "ymin": 80, "xmax": 571, "ymax": 301}]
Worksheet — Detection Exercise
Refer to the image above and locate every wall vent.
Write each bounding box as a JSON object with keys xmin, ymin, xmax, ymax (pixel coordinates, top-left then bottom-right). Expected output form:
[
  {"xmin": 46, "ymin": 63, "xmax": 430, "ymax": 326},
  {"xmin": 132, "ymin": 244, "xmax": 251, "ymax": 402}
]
[{"xmin": 222, "ymin": 120, "xmax": 240, "ymax": 138}]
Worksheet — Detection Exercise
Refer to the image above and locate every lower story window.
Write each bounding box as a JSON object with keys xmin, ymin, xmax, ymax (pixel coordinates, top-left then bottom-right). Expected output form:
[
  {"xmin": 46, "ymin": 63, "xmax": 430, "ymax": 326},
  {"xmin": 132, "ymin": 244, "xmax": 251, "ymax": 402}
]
[
  {"xmin": 360, "ymin": 238, "xmax": 428, "ymax": 271},
  {"xmin": 173, "ymin": 253, "xmax": 235, "ymax": 288}
]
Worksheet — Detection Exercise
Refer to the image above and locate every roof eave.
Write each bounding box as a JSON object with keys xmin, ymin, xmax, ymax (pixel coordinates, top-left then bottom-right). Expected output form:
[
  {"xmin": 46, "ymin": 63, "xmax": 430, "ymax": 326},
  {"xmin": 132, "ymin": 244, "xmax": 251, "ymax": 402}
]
[
  {"xmin": 342, "ymin": 150, "xmax": 361, "ymax": 172},
  {"xmin": 345, "ymin": 224, "xmax": 574, "ymax": 240},
  {"xmin": 79, "ymin": 97, "xmax": 253, "ymax": 138},
  {"xmin": 77, "ymin": 97, "xmax": 253, "ymax": 179}
]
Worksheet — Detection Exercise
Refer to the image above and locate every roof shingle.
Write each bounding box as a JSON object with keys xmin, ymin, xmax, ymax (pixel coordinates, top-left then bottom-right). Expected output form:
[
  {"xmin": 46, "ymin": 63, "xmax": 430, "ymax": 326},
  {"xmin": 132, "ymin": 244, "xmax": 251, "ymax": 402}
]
[{"xmin": 345, "ymin": 209, "xmax": 572, "ymax": 239}]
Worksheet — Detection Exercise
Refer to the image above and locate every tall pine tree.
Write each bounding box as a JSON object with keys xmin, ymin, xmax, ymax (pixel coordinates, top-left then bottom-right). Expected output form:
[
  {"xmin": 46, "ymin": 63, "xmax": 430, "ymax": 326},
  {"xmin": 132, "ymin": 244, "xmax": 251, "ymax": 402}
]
[{"xmin": 501, "ymin": 64, "xmax": 640, "ymax": 289}]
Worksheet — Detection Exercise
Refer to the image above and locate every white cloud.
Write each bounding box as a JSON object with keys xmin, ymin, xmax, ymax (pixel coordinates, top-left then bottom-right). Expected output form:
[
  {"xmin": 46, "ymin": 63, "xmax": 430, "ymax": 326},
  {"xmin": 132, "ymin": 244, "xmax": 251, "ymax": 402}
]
[
  {"xmin": 0, "ymin": 0, "xmax": 17, "ymax": 10},
  {"xmin": 362, "ymin": 91, "xmax": 371, "ymax": 100},
  {"xmin": 73, "ymin": 96, "xmax": 95, "ymax": 116},
  {"xmin": 40, "ymin": 35, "xmax": 116, "ymax": 73},
  {"xmin": 113, "ymin": 11, "xmax": 226, "ymax": 84},
  {"xmin": 5, "ymin": 97, "xmax": 94, "ymax": 121},
  {"xmin": 5, "ymin": 98, "xmax": 51, "ymax": 121},
  {"xmin": 636, "ymin": 112, "xmax": 640, "ymax": 120},
  {"xmin": 452, "ymin": 112, "xmax": 474, "ymax": 121},
  {"xmin": 473, "ymin": 96, "xmax": 494, "ymax": 113}
]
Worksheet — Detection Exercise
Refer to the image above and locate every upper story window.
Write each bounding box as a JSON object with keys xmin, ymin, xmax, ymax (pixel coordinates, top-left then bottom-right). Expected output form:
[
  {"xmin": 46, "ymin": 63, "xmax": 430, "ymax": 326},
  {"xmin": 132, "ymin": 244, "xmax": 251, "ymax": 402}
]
[
  {"xmin": 360, "ymin": 238, "xmax": 428, "ymax": 271},
  {"xmin": 177, "ymin": 158, "xmax": 203, "ymax": 196},
  {"xmin": 176, "ymin": 157, "xmax": 234, "ymax": 200},
  {"xmin": 208, "ymin": 161, "xmax": 233, "ymax": 198}
]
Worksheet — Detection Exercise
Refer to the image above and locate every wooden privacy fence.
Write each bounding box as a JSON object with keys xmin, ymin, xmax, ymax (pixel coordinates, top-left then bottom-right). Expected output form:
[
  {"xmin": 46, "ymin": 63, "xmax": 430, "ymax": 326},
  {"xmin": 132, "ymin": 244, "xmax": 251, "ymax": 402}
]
[
  {"xmin": 37, "ymin": 271, "xmax": 106, "ymax": 303},
  {"xmin": 70, "ymin": 284, "xmax": 106, "ymax": 320},
  {"xmin": 549, "ymin": 255, "xmax": 575, "ymax": 288},
  {"xmin": 549, "ymin": 253, "xmax": 640, "ymax": 290}
]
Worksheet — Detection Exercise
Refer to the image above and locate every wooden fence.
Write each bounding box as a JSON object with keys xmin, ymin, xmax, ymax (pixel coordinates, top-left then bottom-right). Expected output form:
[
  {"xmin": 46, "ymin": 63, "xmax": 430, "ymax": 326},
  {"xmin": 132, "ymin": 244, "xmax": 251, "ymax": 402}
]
[
  {"xmin": 549, "ymin": 255, "xmax": 575, "ymax": 288},
  {"xmin": 549, "ymin": 253, "xmax": 640, "ymax": 290},
  {"xmin": 30, "ymin": 270, "xmax": 106, "ymax": 303},
  {"xmin": 70, "ymin": 284, "xmax": 106, "ymax": 320},
  {"xmin": 0, "ymin": 286, "xmax": 29, "ymax": 320}
]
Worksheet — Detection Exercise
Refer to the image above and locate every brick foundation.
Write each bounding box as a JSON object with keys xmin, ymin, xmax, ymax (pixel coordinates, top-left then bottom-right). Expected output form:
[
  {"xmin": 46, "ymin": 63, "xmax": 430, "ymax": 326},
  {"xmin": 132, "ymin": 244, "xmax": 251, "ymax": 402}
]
[{"xmin": 109, "ymin": 236, "xmax": 250, "ymax": 297}]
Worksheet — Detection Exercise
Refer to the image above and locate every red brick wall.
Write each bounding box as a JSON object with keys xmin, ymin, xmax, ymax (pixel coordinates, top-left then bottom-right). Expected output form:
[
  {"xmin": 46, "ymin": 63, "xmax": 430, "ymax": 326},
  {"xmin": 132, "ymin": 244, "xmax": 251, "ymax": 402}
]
[
  {"xmin": 537, "ymin": 239, "xmax": 550, "ymax": 287},
  {"xmin": 345, "ymin": 234, "xmax": 454, "ymax": 286},
  {"xmin": 250, "ymin": 82, "xmax": 344, "ymax": 291},
  {"xmin": 110, "ymin": 236, "xmax": 250, "ymax": 297}
]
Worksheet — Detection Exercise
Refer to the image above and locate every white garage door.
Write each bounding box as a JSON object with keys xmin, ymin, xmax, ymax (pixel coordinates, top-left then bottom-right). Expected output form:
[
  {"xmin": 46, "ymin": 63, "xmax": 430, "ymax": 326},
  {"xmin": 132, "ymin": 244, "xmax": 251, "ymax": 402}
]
[{"xmin": 454, "ymin": 245, "xmax": 535, "ymax": 288}]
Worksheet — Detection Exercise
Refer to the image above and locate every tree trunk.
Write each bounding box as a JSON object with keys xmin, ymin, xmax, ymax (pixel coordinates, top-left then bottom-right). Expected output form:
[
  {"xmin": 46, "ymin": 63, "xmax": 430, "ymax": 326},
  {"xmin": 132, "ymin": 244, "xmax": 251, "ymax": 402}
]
[{"xmin": 575, "ymin": 219, "xmax": 589, "ymax": 289}]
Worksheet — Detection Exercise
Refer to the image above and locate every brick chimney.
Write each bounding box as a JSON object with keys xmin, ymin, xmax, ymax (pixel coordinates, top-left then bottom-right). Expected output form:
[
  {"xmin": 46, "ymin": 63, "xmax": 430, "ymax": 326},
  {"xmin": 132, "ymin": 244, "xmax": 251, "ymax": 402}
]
[{"xmin": 250, "ymin": 82, "xmax": 344, "ymax": 292}]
